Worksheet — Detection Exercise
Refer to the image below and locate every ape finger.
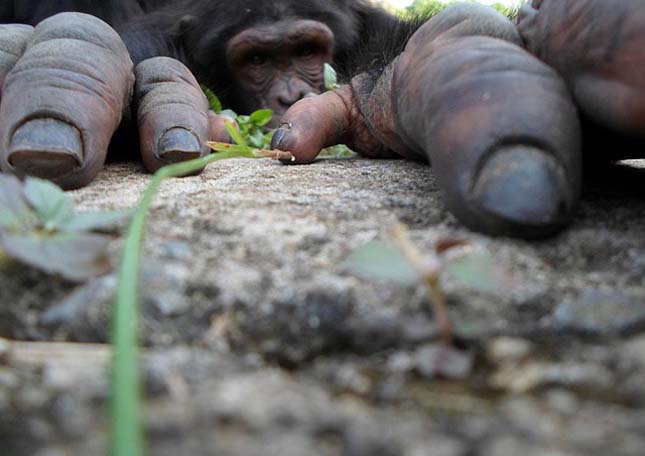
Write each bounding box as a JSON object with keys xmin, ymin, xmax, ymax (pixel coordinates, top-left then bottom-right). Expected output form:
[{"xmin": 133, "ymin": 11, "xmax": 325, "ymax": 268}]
[
  {"xmin": 208, "ymin": 111, "xmax": 238, "ymax": 143},
  {"xmin": 0, "ymin": 13, "xmax": 134, "ymax": 189},
  {"xmin": 0, "ymin": 24, "xmax": 33, "ymax": 92},
  {"xmin": 135, "ymin": 57, "xmax": 209, "ymax": 173},
  {"xmin": 517, "ymin": 0, "xmax": 645, "ymax": 139},
  {"xmin": 271, "ymin": 87, "xmax": 392, "ymax": 164},
  {"xmin": 393, "ymin": 35, "xmax": 581, "ymax": 238}
]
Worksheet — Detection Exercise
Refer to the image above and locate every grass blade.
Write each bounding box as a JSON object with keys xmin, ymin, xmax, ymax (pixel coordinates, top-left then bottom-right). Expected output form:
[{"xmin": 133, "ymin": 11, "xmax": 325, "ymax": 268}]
[{"xmin": 110, "ymin": 149, "xmax": 254, "ymax": 456}]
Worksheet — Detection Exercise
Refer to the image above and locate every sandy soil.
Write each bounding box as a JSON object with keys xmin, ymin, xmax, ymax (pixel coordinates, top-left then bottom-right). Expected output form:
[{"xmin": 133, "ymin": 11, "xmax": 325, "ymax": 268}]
[{"xmin": 1, "ymin": 157, "xmax": 645, "ymax": 455}]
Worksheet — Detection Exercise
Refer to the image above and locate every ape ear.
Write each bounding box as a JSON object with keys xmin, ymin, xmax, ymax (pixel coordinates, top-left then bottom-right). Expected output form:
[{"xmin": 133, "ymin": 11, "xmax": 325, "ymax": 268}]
[{"xmin": 179, "ymin": 15, "xmax": 197, "ymax": 33}]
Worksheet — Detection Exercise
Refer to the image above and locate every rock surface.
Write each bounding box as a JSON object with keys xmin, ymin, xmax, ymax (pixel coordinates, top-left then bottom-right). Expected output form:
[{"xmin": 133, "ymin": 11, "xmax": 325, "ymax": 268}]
[{"xmin": 1, "ymin": 158, "xmax": 645, "ymax": 455}]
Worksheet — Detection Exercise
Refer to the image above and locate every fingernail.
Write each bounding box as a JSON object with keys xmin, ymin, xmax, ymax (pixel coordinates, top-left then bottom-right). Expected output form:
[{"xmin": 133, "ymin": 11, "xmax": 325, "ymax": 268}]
[
  {"xmin": 8, "ymin": 118, "xmax": 83, "ymax": 178},
  {"xmin": 473, "ymin": 146, "xmax": 572, "ymax": 231},
  {"xmin": 157, "ymin": 127, "xmax": 203, "ymax": 163},
  {"xmin": 271, "ymin": 124, "xmax": 292, "ymax": 151}
]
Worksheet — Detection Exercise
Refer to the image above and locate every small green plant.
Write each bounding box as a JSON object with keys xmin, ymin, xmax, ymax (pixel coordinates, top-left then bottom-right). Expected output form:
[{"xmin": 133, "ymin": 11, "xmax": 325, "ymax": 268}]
[
  {"xmin": 201, "ymin": 84, "xmax": 223, "ymax": 114},
  {"xmin": 202, "ymin": 86, "xmax": 275, "ymax": 149},
  {"xmin": 0, "ymin": 175, "xmax": 129, "ymax": 280},
  {"xmin": 324, "ymin": 63, "xmax": 340, "ymax": 90},
  {"xmin": 203, "ymin": 78, "xmax": 356, "ymax": 160},
  {"xmin": 346, "ymin": 224, "xmax": 507, "ymax": 344},
  {"xmin": 225, "ymin": 109, "xmax": 275, "ymax": 149}
]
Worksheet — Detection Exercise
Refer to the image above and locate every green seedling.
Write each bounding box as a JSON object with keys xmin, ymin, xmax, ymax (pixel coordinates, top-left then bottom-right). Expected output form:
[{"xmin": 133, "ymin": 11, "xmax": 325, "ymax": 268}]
[
  {"xmin": 203, "ymin": 76, "xmax": 355, "ymax": 161},
  {"xmin": 346, "ymin": 224, "xmax": 507, "ymax": 344},
  {"xmin": 202, "ymin": 86, "xmax": 276, "ymax": 149},
  {"xmin": 0, "ymin": 175, "xmax": 129, "ymax": 281},
  {"xmin": 324, "ymin": 63, "xmax": 339, "ymax": 90}
]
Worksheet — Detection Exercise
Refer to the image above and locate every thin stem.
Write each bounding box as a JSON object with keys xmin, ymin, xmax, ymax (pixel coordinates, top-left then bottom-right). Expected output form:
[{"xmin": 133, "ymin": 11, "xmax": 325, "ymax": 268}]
[{"xmin": 390, "ymin": 224, "xmax": 453, "ymax": 345}]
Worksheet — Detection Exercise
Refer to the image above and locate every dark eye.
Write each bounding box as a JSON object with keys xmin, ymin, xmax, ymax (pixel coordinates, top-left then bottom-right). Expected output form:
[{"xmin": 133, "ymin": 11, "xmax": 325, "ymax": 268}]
[
  {"xmin": 248, "ymin": 54, "xmax": 267, "ymax": 66},
  {"xmin": 297, "ymin": 46, "xmax": 315, "ymax": 59}
]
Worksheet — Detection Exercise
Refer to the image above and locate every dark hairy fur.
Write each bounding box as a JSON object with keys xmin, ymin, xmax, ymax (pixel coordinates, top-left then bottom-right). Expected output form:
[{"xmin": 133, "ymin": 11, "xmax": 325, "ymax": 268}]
[
  {"xmin": 0, "ymin": 1, "xmax": 154, "ymax": 26},
  {"xmin": 2, "ymin": 0, "xmax": 424, "ymax": 114},
  {"xmin": 120, "ymin": 0, "xmax": 422, "ymax": 111}
]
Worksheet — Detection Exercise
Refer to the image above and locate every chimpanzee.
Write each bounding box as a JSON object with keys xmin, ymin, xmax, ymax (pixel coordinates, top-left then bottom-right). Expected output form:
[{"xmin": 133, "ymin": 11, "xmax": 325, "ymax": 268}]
[
  {"xmin": 0, "ymin": 0, "xmax": 641, "ymax": 239},
  {"xmin": 0, "ymin": 0, "xmax": 410, "ymax": 184}
]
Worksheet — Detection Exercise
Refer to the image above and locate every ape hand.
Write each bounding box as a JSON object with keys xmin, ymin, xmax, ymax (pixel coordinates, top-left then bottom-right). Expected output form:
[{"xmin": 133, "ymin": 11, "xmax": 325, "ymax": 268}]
[
  {"xmin": 0, "ymin": 14, "xmax": 133, "ymax": 189},
  {"xmin": 0, "ymin": 13, "xmax": 219, "ymax": 188},
  {"xmin": 275, "ymin": 3, "xmax": 583, "ymax": 238}
]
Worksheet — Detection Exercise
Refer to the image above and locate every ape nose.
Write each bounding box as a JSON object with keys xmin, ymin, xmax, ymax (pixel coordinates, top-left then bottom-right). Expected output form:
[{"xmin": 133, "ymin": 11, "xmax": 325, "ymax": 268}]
[{"xmin": 277, "ymin": 89, "xmax": 310, "ymax": 108}]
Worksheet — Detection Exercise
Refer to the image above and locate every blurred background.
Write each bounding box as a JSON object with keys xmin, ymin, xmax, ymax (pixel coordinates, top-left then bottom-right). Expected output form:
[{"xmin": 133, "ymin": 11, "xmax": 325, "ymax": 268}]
[{"xmin": 379, "ymin": 0, "xmax": 522, "ymax": 14}]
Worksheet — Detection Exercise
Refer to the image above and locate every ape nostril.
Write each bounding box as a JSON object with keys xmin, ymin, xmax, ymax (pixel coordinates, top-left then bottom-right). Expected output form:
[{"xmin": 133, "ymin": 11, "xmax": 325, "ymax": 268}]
[
  {"xmin": 278, "ymin": 89, "xmax": 311, "ymax": 108},
  {"xmin": 277, "ymin": 96, "xmax": 297, "ymax": 108}
]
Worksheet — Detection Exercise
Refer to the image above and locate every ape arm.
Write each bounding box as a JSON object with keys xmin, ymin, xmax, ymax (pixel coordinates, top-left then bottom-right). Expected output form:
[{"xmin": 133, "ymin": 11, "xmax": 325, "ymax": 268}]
[{"xmin": 135, "ymin": 57, "xmax": 210, "ymax": 172}]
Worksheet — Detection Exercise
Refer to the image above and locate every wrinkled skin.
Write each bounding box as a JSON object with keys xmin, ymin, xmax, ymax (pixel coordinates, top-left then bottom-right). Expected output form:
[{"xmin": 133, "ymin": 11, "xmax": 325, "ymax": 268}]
[
  {"xmin": 0, "ymin": 13, "xmax": 230, "ymax": 188},
  {"xmin": 225, "ymin": 19, "xmax": 333, "ymax": 124},
  {"xmin": 4, "ymin": 1, "xmax": 640, "ymax": 238},
  {"xmin": 517, "ymin": 0, "xmax": 645, "ymax": 139},
  {"xmin": 273, "ymin": 3, "xmax": 582, "ymax": 238}
]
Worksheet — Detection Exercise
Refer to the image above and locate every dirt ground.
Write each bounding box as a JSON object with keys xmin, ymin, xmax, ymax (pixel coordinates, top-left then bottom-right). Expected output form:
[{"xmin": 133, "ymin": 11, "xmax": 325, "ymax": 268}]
[{"xmin": 1, "ymin": 157, "xmax": 645, "ymax": 455}]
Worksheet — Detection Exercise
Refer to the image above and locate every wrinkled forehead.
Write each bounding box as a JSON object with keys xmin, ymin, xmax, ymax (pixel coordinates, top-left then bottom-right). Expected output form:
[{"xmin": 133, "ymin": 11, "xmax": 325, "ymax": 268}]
[{"xmin": 226, "ymin": 19, "xmax": 334, "ymax": 56}]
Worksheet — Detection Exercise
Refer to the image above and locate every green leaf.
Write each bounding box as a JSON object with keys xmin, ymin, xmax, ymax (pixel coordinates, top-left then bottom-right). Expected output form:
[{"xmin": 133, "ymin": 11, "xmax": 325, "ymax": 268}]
[
  {"xmin": 23, "ymin": 177, "xmax": 73, "ymax": 229},
  {"xmin": 248, "ymin": 130, "xmax": 266, "ymax": 148},
  {"xmin": 320, "ymin": 144, "xmax": 356, "ymax": 159},
  {"xmin": 442, "ymin": 253, "xmax": 506, "ymax": 293},
  {"xmin": 201, "ymin": 84, "xmax": 222, "ymax": 114},
  {"xmin": 1, "ymin": 232, "xmax": 112, "ymax": 281},
  {"xmin": 0, "ymin": 174, "xmax": 38, "ymax": 231},
  {"xmin": 346, "ymin": 240, "xmax": 419, "ymax": 285},
  {"xmin": 263, "ymin": 130, "xmax": 275, "ymax": 145},
  {"xmin": 249, "ymin": 109, "xmax": 273, "ymax": 127},
  {"xmin": 324, "ymin": 63, "xmax": 339, "ymax": 90},
  {"xmin": 62, "ymin": 210, "xmax": 132, "ymax": 233},
  {"xmin": 224, "ymin": 121, "xmax": 247, "ymax": 146}
]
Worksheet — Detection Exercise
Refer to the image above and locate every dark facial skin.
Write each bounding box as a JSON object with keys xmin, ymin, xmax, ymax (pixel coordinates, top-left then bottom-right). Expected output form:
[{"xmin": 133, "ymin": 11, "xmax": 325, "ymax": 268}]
[
  {"xmin": 517, "ymin": 0, "xmax": 645, "ymax": 138},
  {"xmin": 226, "ymin": 19, "xmax": 333, "ymax": 123}
]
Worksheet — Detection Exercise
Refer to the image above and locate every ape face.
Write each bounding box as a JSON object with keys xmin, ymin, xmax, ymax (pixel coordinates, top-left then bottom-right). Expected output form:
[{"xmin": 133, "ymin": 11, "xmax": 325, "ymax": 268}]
[
  {"xmin": 226, "ymin": 19, "xmax": 333, "ymax": 121},
  {"xmin": 179, "ymin": 0, "xmax": 360, "ymax": 122}
]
